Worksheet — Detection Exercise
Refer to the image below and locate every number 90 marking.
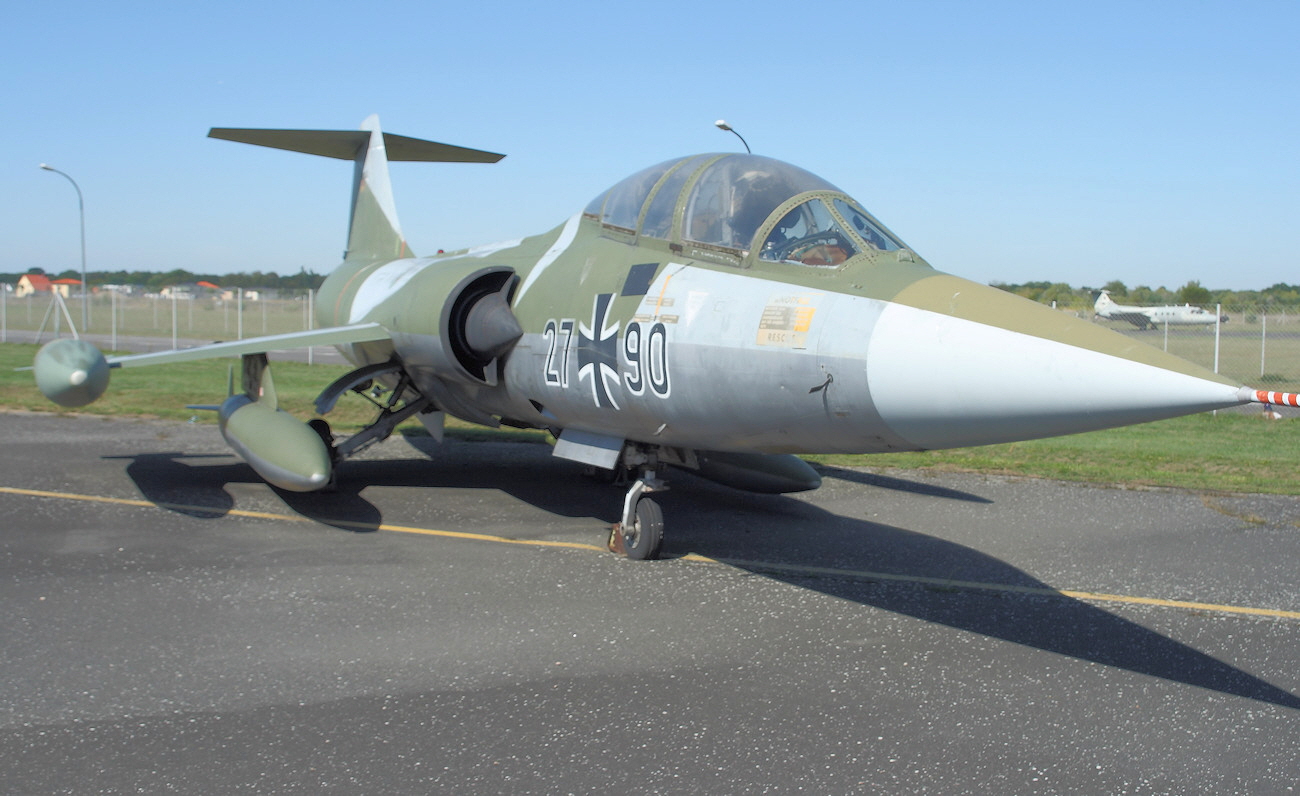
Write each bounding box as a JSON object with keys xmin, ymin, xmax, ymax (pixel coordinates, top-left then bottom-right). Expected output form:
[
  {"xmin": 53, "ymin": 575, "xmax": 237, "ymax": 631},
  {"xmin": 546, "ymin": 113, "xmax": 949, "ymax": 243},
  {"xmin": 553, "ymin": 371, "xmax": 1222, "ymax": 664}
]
[{"xmin": 623, "ymin": 321, "xmax": 670, "ymax": 398}]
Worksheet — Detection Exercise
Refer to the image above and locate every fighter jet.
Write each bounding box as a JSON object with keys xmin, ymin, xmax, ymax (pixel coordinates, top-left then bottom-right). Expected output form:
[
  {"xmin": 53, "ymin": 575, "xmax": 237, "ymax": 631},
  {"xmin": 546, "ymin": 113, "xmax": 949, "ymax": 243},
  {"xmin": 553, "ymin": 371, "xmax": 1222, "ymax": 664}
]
[
  {"xmin": 1093, "ymin": 289, "xmax": 1229, "ymax": 330},
  {"xmin": 32, "ymin": 116, "xmax": 1297, "ymax": 559}
]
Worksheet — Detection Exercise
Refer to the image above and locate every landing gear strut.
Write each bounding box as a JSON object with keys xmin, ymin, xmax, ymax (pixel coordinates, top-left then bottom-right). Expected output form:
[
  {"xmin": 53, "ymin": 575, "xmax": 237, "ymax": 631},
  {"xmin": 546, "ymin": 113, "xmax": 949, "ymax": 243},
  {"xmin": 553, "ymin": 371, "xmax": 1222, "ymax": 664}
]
[
  {"xmin": 608, "ymin": 446, "xmax": 667, "ymax": 560},
  {"xmin": 311, "ymin": 364, "xmax": 436, "ymax": 471}
]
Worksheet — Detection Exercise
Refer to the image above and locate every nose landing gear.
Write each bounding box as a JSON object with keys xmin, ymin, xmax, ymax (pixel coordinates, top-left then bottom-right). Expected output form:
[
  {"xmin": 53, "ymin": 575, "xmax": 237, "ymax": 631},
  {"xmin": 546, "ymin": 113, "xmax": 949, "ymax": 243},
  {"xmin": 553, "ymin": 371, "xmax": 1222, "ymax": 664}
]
[{"xmin": 607, "ymin": 446, "xmax": 668, "ymax": 560}]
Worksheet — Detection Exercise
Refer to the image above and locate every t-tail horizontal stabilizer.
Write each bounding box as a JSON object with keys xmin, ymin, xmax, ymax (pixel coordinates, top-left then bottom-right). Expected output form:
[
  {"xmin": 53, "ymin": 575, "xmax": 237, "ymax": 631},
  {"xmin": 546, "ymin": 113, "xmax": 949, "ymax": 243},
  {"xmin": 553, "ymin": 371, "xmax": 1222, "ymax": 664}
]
[{"xmin": 209, "ymin": 116, "xmax": 504, "ymax": 263}]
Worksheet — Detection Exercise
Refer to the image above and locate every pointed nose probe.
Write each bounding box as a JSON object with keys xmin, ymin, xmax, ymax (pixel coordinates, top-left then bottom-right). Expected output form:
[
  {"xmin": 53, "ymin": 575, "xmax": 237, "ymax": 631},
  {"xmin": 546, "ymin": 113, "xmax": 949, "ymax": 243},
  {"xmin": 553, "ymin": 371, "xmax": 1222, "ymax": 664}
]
[
  {"xmin": 862, "ymin": 277, "xmax": 1287, "ymax": 451},
  {"xmin": 1246, "ymin": 389, "xmax": 1300, "ymax": 408}
]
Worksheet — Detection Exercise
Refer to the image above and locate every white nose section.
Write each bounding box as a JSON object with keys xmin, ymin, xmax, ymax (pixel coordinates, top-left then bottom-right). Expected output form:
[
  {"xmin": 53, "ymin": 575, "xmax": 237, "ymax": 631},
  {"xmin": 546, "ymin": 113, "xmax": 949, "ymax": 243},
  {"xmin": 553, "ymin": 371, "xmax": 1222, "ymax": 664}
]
[{"xmin": 867, "ymin": 303, "xmax": 1243, "ymax": 450}]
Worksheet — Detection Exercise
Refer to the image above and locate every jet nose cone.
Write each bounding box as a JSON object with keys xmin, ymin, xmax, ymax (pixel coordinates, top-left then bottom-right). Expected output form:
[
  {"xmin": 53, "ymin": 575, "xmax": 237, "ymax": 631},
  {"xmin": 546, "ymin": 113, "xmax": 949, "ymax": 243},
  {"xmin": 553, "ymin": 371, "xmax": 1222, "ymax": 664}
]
[
  {"xmin": 463, "ymin": 289, "xmax": 523, "ymax": 359},
  {"xmin": 866, "ymin": 276, "xmax": 1243, "ymax": 449}
]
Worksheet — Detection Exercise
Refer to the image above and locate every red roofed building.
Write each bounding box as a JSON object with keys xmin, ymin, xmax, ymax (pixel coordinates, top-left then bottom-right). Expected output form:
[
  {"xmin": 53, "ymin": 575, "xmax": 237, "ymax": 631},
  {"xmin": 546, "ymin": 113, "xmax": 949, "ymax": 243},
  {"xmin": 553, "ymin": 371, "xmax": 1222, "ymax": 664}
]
[
  {"xmin": 15, "ymin": 273, "xmax": 52, "ymax": 298},
  {"xmin": 16, "ymin": 274, "xmax": 81, "ymax": 298}
]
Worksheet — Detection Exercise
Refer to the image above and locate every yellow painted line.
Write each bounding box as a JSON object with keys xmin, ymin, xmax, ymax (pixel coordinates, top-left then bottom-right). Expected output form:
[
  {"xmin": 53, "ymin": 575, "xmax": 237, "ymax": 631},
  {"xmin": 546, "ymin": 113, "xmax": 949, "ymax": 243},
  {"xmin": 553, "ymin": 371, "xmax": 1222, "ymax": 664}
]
[
  {"xmin": 692, "ymin": 556, "xmax": 1300, "ymax": 621},
  {"xmin": 4, "ymin": 485, "xmax": 1298, "ymax": 620},
  {"xmin": 0, "ymin": 486, "xmax": 608, "ymax": 552}
]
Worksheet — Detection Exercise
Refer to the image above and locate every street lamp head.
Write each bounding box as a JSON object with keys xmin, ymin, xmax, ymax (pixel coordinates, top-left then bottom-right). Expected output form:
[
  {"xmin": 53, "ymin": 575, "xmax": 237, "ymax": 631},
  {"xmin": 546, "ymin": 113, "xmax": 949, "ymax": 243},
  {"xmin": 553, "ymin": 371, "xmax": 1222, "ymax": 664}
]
[
  {"xmin": 40, "ymin": 163, "xmax": 53, "ymax": 171},
  {"xmin": 713, "ymin": 119, "xmax": 751, "ymax": 154}
]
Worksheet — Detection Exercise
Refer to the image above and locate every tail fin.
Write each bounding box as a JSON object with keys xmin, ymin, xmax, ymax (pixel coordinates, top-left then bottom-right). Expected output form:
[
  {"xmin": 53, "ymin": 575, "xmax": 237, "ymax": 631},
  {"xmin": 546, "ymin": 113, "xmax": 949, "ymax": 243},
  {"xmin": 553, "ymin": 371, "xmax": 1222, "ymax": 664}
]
[
  {"xmin": 208, "ymin": 115, "xmax": 505, "ymax": 263},
  {"xmin": 347, "ymin": 115, "xmax": 411, "ymax": 262}
]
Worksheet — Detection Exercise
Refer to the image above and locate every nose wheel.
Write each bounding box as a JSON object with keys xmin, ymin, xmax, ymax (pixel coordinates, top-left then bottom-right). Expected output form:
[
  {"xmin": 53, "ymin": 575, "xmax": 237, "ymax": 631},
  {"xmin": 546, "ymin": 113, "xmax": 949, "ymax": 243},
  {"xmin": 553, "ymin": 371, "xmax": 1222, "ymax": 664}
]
[
  {"xmin": 610, "ymin": 494, "xmax": 664, "ymax": 560},
  {"xmin": 608, "ymin": 450, "xmax": 667, "ymax": 560}
]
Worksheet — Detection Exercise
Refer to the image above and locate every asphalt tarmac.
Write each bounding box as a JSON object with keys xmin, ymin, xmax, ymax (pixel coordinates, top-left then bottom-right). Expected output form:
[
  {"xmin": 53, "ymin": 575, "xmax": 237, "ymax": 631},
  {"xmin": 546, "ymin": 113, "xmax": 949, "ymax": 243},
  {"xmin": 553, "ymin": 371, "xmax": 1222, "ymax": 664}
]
[{"xmin": 2, "ymin": 412, "xmax": 1299, "ymax": 794}]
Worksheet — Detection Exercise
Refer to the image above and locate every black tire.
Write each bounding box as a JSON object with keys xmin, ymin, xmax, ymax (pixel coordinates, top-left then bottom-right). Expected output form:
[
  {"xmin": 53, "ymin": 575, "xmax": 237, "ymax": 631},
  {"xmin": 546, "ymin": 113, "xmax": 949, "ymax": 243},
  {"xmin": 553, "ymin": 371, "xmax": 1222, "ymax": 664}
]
[{"xmin": 624, "ymin": 498, "xmax": 664, "ymax": 561}]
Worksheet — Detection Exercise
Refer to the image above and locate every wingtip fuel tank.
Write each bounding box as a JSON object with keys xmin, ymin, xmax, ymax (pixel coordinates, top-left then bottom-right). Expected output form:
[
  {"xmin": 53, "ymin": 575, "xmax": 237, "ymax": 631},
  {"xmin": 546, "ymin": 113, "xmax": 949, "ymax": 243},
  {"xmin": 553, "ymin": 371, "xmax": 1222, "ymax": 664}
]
[{"xmin": 34, "ymin": 339, "xmax": 110, "ymax": 408}]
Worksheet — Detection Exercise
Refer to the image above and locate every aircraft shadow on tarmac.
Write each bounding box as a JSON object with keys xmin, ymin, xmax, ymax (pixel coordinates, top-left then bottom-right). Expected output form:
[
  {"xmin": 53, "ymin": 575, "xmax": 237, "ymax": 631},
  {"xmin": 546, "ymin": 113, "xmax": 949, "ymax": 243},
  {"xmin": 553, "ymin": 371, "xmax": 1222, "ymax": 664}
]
[
  {"xmin": 110, "ymin": 436, "xmax": 1300, "ymax": 711},
  {"xmin": 813, "ymin": 465, "xmax": 993, "ymax": 504}
]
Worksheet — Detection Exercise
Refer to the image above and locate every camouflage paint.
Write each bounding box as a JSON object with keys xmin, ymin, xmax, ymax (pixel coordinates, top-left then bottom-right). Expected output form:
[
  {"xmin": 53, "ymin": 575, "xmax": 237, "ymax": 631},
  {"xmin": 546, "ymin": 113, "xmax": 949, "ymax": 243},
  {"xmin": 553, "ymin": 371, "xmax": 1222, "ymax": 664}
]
[{"xmin": 42, "ymin": 119, "xmax": 1284, "ymax": 499}]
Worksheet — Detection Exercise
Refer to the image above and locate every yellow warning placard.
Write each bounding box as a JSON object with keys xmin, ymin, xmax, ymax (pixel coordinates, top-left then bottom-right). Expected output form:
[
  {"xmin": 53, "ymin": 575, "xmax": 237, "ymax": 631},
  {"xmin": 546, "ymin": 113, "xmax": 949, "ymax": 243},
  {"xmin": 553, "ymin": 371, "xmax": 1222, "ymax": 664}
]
[{"xmin": 756, "ymin": 302, "xmax": 816, "ymax": 348}]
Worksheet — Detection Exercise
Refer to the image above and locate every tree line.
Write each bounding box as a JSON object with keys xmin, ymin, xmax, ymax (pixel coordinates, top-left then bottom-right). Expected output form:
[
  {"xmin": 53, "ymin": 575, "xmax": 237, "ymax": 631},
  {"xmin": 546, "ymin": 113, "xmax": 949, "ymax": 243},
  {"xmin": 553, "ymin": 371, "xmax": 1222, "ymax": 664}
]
[
  {"xmin": 2, "ymin": 267, "xmax": 325, "ymax": 292},
  {"xmin": 6, "ymin": 267, "xmax": 1299, "ymax": 310},
  {"xmin": 990, "ymin": 279, "xmax": 1300, "ymax": 309}
]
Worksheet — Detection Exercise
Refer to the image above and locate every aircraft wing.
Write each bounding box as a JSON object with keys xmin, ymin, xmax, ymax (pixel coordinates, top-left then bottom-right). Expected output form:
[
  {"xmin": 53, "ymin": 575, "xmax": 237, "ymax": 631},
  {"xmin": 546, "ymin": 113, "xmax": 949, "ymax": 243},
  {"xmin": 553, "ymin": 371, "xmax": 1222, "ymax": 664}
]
[
  {"xmin": 1104, "ymin": 310, "xmax": 1155, "ymax": 329},
  {"xmin": 106, "ymin": 323, "xmax": 392, "ymax": 369}
]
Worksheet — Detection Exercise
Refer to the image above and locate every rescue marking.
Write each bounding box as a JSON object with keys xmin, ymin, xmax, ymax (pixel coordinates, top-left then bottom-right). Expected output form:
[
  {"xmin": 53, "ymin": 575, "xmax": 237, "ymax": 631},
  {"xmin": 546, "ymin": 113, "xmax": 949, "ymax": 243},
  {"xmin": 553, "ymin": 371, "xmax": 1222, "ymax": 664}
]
[
  {"xmin": 5, "ymin": 484, "xmax": 1299, "ymax": 622},
  {"xmin": 757, "ymin": 294, "xmax": 819, "ymax": 348}
]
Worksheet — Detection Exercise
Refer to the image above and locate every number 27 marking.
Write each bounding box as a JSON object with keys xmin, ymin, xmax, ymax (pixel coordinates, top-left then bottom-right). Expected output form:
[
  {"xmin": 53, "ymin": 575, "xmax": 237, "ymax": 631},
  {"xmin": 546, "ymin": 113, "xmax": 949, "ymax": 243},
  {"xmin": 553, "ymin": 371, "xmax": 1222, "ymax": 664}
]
[{"xmin": 543, "ymin": 318, "xmax": 574, "ymax": 387}]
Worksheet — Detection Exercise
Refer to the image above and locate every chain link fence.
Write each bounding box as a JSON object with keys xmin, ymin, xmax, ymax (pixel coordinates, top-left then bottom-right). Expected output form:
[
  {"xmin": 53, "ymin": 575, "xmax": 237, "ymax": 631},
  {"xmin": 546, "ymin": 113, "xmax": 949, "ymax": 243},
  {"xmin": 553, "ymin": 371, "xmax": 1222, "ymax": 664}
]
[
  {"xmin": 3, "ymin": 290, "xmax": 1298, "ymax": 394},
  {"xmin": 1, "ymin": 291, "xmax": 317, "ymax": 347},
  {"xmin": 1055, "ymin": 302, "xmax": 1300, "ymax": 393}
]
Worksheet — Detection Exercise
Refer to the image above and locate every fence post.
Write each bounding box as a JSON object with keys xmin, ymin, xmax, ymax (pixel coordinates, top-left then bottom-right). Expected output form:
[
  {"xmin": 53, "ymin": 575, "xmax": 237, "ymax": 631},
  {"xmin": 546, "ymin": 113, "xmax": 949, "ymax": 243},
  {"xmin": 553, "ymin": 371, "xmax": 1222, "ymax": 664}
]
[
  {"xmin": 1213, "ymin": 304, "xmax": 1221, "ymax": 374},
  {"xmin": 307, "ymin": 289, "xmax": 315, "ymax": 366},
  {"xmin": 1260, "ymin": 312, "xmax": 1267, "ymax": 377}
]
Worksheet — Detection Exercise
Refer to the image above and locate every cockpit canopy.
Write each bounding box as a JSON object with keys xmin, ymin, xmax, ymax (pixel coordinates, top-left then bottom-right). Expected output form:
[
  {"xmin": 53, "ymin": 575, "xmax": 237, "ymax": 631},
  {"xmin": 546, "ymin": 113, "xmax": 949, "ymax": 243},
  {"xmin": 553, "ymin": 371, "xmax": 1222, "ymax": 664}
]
[{"xmin": 584, "ymin": 153, "xmax": 907, "ymax": 267}]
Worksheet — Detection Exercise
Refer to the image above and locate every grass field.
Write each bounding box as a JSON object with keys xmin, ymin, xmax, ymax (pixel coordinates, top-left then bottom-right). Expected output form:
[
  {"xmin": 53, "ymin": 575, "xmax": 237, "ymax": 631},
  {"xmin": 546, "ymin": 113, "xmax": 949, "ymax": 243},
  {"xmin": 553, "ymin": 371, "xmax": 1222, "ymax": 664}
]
[
  {"xmin": 3, "ymin": 342, "xmax": 1298, "ymax": 495},
  {"xmin": 0, "ymin": 343, "xmax": 548, "ymax": 441}
]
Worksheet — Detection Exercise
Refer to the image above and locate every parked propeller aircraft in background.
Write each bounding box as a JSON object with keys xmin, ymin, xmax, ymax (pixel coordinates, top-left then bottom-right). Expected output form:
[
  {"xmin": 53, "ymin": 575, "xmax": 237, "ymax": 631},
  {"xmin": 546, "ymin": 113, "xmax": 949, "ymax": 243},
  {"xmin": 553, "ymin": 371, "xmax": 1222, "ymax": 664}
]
[
  {"xmin": 1093, "ymin": 289, "xmax": 1229, "ymax": 330},
  {"xmin": 32, "ymin": 116, "xmax": 1297, "ymax": 559}
]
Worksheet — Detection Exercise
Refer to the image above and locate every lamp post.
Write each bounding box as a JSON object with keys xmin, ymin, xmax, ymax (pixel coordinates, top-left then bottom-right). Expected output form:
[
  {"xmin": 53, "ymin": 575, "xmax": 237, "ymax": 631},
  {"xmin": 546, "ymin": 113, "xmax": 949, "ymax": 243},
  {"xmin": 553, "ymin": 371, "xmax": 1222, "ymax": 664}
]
[
  {"xmin": 714, "ymin": 120, "xmax": 752, "ymax": 154},
  {"xmin": 39, "ymin": 164, "xmax": 88, "ymax": 332}
]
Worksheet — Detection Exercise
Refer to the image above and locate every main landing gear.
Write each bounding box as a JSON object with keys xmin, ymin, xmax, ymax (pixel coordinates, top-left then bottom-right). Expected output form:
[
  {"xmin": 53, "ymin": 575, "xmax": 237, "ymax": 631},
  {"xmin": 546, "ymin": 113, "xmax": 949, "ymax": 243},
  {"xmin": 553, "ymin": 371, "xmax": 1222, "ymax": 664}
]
[
  {"xmin": 310, "ymin": 362, "xmax": 436, "ymax": 482},
  {"xmin": 607, "ymin": 445, "xmax": 668, "ymax": 561}
]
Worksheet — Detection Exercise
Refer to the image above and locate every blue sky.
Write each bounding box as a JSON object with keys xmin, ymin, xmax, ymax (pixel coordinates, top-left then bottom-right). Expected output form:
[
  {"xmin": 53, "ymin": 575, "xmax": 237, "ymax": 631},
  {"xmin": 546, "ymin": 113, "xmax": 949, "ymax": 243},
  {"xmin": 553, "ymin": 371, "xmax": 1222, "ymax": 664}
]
[{"xmin": 6, "ymin": 0, "xmax": 1297, "ymax": 290}]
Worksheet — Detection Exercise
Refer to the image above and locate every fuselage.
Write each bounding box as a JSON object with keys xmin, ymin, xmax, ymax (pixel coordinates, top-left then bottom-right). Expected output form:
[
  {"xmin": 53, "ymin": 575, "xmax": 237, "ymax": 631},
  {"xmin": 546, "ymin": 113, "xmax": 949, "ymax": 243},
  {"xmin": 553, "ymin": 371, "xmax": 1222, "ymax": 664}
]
[{"xmin": 314, "ymin": 153, "xmax": 1244, "ymax": 456}]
